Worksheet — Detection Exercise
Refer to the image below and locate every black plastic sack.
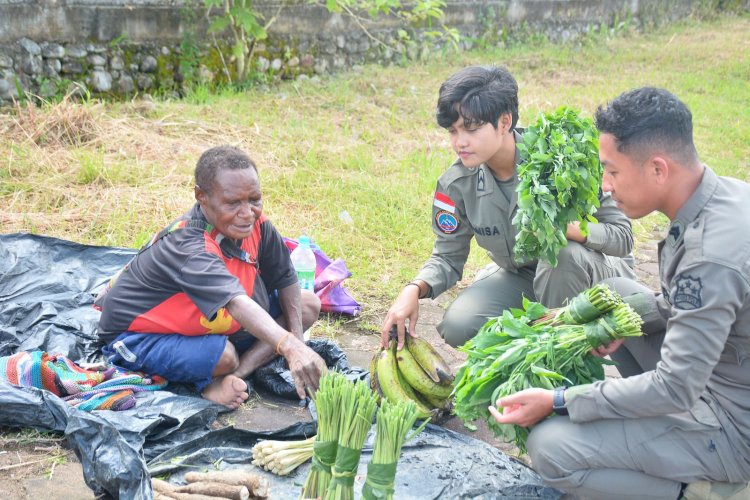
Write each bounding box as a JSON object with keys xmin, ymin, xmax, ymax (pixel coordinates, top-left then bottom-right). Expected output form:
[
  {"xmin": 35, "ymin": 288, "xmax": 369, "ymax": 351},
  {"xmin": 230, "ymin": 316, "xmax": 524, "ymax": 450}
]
[
  {"xmin": 252, "ymin": 338, "xmax": 368, "ymax": 400},
  {"xmin": 0, "ymin": 233, "xmax": 135, "ymax": 362}
]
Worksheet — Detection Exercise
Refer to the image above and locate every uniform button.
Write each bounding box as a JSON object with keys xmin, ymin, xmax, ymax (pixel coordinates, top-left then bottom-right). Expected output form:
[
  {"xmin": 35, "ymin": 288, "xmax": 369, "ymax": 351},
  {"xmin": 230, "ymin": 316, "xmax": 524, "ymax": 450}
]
[{"xmin": 693, "ymin": 222, "xmax": 699, "ymax": 228}]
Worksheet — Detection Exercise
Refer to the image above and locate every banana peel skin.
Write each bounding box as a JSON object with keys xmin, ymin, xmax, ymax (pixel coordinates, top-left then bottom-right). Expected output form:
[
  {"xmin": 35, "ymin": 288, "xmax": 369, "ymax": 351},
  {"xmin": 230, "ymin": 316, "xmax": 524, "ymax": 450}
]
[{"xmin": 370, "ymin": 331, "xmax": 455, "ymax": 418}]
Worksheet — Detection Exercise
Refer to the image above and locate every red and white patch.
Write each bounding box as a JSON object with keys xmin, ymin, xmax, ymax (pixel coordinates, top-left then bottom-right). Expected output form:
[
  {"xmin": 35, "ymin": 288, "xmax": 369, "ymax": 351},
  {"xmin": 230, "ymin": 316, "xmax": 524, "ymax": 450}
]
[{"xmin": 433, "ymin": 192, "xmax": 456, "ymax": 214}]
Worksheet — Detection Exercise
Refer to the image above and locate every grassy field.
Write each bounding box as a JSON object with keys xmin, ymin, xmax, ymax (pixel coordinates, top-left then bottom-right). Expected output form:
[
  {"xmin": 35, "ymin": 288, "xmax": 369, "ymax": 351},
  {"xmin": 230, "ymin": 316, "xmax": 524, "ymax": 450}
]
[{"xmin": 1, "ymin": 14, "xmax": 748, "ymax": 333}]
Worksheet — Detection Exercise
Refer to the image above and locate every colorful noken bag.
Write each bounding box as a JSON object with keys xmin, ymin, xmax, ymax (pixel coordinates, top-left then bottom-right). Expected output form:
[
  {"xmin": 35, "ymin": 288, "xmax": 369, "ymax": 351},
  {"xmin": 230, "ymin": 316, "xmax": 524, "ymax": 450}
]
[
  {"xmin": 284, "ymin": 238, "xmax": 361, "ymax": 316},
  {"xmin": 0, "ymin": 351, "xmax": 167, "ymax": 411}
]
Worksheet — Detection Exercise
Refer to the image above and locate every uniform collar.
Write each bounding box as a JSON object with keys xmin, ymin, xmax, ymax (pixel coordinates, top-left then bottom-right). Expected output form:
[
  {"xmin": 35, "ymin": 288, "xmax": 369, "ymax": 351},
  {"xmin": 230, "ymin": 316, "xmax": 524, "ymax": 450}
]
[
  {"xmin": 674, "ymin": 165, "xmax": 717, "ymax": 226},
  {"xmin": 475, "ymin": 129, "xmax": 522, "ymax": 201},
  {"xmin": 513, "ymin": 129, "xmax": 522, "ymax": 167},
  {"xmin": 667, "ymin": 166, "xmax": 717, "ymax": 245}
]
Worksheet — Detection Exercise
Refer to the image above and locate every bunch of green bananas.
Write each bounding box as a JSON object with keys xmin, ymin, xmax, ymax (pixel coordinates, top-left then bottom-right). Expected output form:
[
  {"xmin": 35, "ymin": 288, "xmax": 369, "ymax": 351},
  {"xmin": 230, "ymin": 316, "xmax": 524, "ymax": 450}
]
[{"xmin": 370, "ymin": 336, "xmax": 455, "ymax": 420}]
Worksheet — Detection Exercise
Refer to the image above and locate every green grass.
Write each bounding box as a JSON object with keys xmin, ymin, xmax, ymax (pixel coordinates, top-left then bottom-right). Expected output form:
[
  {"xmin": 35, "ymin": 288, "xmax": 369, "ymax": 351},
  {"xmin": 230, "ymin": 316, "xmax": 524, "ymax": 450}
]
[{"xmin": 1, "ymin": 14, "xmax": 748, "ymax": 328}]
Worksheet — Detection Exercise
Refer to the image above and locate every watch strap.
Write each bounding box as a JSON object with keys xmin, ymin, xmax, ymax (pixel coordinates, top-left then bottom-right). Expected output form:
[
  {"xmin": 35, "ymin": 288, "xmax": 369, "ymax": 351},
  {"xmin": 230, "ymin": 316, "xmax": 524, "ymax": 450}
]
[{"xmin": 552, "ymin": 386, "xmax": 568, "ymax": 416}]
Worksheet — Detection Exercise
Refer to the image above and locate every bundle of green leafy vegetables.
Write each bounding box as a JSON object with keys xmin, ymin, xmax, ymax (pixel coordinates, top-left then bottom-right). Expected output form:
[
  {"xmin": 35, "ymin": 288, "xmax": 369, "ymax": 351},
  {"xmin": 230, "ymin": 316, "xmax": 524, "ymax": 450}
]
[
  {"xmin": 513, "ymin": 106, "xmax": 603, "ymax": 267},
  {"xmin": 452, "ymin": 285, "xmax": 643, "ymax": 453}
]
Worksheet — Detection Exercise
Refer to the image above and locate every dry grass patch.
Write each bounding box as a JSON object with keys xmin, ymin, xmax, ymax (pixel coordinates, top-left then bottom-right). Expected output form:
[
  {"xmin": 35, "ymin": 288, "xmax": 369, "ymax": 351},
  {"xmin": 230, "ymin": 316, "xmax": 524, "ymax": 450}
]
[{"xmin": 5, "ymin": 96, "xmax": 103, "ymax": 149}]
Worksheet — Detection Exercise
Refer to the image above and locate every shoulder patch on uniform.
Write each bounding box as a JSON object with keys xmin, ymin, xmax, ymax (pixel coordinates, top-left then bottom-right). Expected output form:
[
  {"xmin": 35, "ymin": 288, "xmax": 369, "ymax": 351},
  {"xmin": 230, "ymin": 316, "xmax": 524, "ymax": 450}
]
[
  {"xmin": 436, "ymin": 210, "xmax": 459, "ymax": 234},
  {"xmin": 674, "ymin": 274, "xmax": 703, "ymax": 310},
  {"xmin": 434, "ymin": 192, "xmax": 456, "ymax": 214}
]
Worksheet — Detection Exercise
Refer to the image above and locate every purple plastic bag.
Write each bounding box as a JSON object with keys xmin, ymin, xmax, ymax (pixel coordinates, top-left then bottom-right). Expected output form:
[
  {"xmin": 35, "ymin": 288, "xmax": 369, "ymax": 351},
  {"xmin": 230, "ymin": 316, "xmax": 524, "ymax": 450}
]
[{"xmin": 284, "ymin": 238, "xmax": 361, "ymax": 316}]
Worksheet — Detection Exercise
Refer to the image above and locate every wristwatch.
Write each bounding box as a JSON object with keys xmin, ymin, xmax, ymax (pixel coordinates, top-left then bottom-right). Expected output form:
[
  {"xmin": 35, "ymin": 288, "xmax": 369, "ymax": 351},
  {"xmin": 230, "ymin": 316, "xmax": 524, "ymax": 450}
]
[{"xmin": 552, "ymin": 386, "xmax": 568, "ymax": 416}]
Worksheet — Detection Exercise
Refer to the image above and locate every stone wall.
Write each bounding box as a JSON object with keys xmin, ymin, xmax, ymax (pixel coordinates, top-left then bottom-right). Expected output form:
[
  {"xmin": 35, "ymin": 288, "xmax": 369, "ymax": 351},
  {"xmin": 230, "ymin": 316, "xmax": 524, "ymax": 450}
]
[{"xmin": 0, "ymin": 0, "xmax": 704, "ymax": 103}]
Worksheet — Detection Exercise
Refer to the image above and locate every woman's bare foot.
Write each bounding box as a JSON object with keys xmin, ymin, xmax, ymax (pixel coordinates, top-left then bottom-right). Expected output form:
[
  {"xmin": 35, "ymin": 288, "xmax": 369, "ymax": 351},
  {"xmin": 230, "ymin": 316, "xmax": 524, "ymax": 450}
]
[{"xmin": 201, "ymin": 375, "xmax": 249, "ymax": 409}]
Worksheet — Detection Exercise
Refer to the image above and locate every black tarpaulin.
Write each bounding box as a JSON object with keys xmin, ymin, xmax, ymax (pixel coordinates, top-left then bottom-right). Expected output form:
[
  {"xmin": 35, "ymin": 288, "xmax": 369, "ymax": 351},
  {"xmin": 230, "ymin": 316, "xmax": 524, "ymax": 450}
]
[{"xmin": 0, "ymin": 233, "xmax": 561, "ymax": 499}]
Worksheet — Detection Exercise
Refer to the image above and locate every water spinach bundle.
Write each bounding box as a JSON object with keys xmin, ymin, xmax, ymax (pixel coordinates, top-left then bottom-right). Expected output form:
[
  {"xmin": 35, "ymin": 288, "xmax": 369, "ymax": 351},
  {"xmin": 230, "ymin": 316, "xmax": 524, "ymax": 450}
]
[
  {"xmin": 513, "ymin": 106, "xmax": 603, "ymax": 267},
  {"xmin": 453, "ymin": 285, "xmax": 643, "ymax": 452}
]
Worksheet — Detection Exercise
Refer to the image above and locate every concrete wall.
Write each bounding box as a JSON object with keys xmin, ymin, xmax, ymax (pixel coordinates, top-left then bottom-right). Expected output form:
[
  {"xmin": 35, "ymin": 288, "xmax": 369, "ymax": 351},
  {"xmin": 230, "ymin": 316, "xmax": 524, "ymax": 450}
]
[
  {"xmin": 0, "ymin": 0, "xmax": 704, "ymax": 103},
  {"xmin": 0, "ymin": 0, "xmax": 698, "ymax": 44}
]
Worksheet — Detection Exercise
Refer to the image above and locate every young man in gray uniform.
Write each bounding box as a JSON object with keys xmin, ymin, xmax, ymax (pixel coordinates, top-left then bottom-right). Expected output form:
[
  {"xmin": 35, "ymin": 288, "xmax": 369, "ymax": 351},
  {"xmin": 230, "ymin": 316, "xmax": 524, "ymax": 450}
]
[
  {"xmin": 381, "ymin": 66, "xmax": 635, "ymax": 348},
  {"xmin": 489, "ymin": 87, "xmax": 750, "ymax": 499}
]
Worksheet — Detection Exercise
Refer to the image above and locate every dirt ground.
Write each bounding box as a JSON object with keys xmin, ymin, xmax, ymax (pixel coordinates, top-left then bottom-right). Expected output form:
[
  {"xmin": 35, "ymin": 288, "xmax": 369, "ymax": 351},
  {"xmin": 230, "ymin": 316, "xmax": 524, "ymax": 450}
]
[{"xmin": 0, "ymin": 236, "xmax": 661, "ymax": 499}]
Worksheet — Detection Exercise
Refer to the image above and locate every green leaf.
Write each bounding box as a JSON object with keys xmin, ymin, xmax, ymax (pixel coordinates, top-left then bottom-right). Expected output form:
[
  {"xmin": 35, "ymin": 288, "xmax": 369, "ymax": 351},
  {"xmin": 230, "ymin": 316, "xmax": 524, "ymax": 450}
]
[
  {"xmin": 512, "ymin": 106, "xmax": 602, "ymax": 265},
  {"xmin": 207, "ymin": 16, "xmax": 231, "ymax": 33}
]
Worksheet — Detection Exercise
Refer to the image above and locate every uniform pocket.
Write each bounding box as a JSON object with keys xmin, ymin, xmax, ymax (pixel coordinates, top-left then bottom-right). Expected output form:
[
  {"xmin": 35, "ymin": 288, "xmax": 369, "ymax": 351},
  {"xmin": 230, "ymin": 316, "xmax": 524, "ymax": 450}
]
[
  {"xmin": 686, "ymin": 399, "xmax": 721, "ymax": 430},
  {"xmin": 718, "ymin": 339, "xmax": 747, "ymax": 365}
]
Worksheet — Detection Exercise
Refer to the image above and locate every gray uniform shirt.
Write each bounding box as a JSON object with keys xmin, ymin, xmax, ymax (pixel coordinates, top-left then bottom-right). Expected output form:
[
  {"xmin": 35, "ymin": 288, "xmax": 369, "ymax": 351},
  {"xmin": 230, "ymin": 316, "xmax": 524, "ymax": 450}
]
[
  {"xmin": 568, "ymin": 166, "xmax": 750, "ymax": 462},
  {"xmin": 415, "ymin": 131, "xmax": 635, "ymax": 298}
]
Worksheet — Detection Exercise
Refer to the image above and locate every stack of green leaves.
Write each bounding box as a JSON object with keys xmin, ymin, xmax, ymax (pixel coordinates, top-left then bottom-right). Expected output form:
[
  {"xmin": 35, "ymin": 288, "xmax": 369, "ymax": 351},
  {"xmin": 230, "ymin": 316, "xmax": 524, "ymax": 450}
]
[
  {"xmin": 361, "ymin": 399, "xmax": 429, "ymax": 500},
  {"xmin": 453, "ymin": 290, "xmax": 643, "ymax": 453},
  {"xmin": 324, "ymin": 378, "xmax": 378, "ymax": 500},
  {"xmin": 300, "ymin": 372, "xmax": 346, "ymax": 499},
  {"xmin": 513, "ymin": 106, "xmax": 603, "ymax": 267}
]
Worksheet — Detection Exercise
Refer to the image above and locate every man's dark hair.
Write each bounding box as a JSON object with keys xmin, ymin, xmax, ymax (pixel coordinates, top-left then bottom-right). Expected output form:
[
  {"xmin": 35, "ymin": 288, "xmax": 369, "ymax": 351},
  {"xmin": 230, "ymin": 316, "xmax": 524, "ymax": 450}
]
[
  {"xmin": 195, "ymin": 145, "xmax": 257, "ymax": 192},
  {"xmin": 436, "ymin": 66, "xmax": 519, "ymax": 130},
  {"xmin": 594, "ymin": 87, "xmax": 699, "ymax": 164}
]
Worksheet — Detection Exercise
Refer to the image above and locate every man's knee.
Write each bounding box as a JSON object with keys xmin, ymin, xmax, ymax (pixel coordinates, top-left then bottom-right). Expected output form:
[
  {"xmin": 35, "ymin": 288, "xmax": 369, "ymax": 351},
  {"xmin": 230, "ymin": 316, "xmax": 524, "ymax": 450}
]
[
  {"xmin": 527, "ymin": 418, "xmax": 572, "ymax": 481},
  {"xmin": 300, "ymin": 290, "xmax": 321, "ymax": 330},
  {"xmin": 213, "ymin": 341, "xmax": 240, "ymax": 375}
]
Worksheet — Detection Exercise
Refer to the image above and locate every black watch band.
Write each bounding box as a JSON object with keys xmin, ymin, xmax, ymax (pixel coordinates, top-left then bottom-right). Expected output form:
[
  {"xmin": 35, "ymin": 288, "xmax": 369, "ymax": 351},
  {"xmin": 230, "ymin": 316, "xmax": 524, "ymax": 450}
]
[{"xmin": 552, "ymin": 386, "xmax": 568, "ymax": 416}]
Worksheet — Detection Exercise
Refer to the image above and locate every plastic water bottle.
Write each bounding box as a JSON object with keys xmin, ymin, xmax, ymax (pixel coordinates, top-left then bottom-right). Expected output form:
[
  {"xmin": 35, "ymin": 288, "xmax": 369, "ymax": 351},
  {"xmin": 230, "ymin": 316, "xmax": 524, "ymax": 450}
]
[{"xmin": 290, "ymin": 235, "xmax": 316, "ymax": 291}]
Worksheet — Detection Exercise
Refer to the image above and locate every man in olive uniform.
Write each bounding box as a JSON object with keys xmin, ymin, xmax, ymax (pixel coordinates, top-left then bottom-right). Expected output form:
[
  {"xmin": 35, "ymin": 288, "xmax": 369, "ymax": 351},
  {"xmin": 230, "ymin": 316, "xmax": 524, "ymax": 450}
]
[
  {"xmin": 381, "ymin": 66, "xmax": 635, "ymax": 348},
  {"xmin": 489, "ymin": 87, "xmax": 750, "ymax": 499}
]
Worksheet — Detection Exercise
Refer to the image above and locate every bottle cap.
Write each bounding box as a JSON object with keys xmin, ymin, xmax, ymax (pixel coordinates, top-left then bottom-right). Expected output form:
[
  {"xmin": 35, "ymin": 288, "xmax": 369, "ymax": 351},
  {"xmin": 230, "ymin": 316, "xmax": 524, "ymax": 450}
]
[{"xmin": 299, "ymin": 235, "xmax": 311, "ymax": 247}]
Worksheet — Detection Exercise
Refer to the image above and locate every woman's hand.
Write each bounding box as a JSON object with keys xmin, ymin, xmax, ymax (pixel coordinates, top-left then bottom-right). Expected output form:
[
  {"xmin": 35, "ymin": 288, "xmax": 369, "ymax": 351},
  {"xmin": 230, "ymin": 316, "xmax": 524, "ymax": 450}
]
[{"xmin": 380, "ymin": 285, "xmax": 421, "ymax": 349}]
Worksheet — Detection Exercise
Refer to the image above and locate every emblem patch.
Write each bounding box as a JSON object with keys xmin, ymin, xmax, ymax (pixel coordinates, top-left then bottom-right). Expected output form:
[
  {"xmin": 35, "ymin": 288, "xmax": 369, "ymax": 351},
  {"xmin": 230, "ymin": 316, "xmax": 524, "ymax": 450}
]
[
  {"xmin": 436, "ymin": 210, "xmax": 459, "ymax": 234},
  {"xmin": 673, "ymin": 275, "xmax": 703, "ymax": 310}
]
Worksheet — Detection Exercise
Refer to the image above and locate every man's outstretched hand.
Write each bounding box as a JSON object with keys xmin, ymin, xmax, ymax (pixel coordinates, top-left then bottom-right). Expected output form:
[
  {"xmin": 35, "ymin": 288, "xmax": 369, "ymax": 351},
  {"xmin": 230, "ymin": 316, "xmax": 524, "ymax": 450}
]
[
  {"xmin": 488, "ymin": 388, "xmax": 554, "ymax": 427},
  {"xmin": 280, "ymin": 337, "xmax": 327, "ymax": 399}
]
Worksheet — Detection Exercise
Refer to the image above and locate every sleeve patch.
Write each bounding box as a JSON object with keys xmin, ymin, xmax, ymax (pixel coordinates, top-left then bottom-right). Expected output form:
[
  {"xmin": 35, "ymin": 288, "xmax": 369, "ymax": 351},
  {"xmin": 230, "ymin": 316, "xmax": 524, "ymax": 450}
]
[
  {"xmin": 674, "ymin": 275, "xmax": 703, "ymax": 310},
  {"xmin": 436, "ymin": 210, "xmax": 459, "ymax": 234},
  {"xmin": 434, "ymin": 192, "xmax": 456, "ymax": 214}
]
